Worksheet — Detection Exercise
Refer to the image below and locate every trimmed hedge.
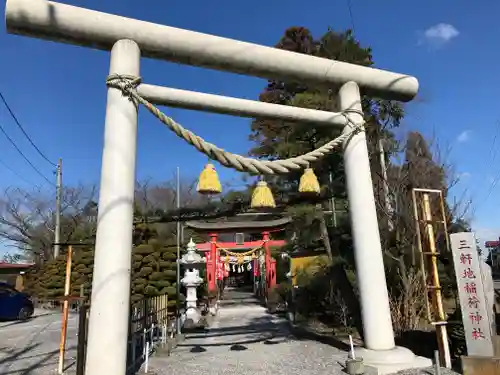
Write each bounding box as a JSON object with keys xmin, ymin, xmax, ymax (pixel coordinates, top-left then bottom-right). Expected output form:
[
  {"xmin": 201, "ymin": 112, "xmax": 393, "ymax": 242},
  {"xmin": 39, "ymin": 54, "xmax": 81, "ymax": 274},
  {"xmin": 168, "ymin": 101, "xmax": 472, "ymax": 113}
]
[{"xmin": 24, "ymin": 241, "xmax": 184, "ymax": 307}]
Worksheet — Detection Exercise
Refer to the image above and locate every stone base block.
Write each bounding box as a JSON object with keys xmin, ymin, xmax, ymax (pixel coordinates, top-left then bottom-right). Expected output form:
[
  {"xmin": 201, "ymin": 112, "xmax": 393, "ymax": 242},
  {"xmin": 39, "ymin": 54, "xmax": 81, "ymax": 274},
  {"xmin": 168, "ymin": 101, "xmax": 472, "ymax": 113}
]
[
  {"xmin": 185, "ymin": 307, "xmax": 201, "ymax": 324},
  {"xmin": 355, "ymin": 346, "xmax": 432, "ymax": 375},
  {"xmin": 461, "ymin": 355, "xmax": 500, "ymax": 375},
  {"xmin": 208, "ymin": 301, "xmax": 219, "ymax": 316}
]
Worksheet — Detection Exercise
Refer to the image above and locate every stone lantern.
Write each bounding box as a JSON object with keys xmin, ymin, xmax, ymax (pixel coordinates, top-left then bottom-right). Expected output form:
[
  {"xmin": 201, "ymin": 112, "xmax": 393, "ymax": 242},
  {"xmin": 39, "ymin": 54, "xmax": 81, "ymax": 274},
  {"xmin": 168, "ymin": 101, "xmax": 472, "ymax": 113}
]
[{"xmin": 179, "ymin": 238, "xmax": 205, "ymax": 327}]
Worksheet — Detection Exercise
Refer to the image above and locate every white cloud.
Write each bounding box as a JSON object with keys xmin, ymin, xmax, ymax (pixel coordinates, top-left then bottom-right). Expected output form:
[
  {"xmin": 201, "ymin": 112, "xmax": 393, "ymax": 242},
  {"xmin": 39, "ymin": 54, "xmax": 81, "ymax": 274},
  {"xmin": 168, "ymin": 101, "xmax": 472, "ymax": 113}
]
[
  {"xmin": 419, "ymin": 23, "xmax": 459, "ymax": 47},
  {"xmin": 457, "ymin": 130, "xmax": 471, "ymax": 143},
  {"xmin": 458, "ymin": 172, "xmax": 471, "ymax": 180}
]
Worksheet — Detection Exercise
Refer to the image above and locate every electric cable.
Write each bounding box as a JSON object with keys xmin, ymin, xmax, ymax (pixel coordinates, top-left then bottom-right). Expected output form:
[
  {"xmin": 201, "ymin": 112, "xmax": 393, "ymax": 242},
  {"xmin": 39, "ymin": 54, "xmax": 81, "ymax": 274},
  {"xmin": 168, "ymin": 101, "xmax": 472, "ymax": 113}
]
[
  {"xmin": 0, "ymin": 155, "xmax": 40, "ymax": 188},
  {"xmin": 346, "ymin": 0, "xmax": 356, "ymax": 32},
  {"xmin": 0, "ymin": 120, "xmax": 54, "ymax": 186},
  {"xmin": 0, "ymin": 91, "xmax": 56, "ymax": 167}
]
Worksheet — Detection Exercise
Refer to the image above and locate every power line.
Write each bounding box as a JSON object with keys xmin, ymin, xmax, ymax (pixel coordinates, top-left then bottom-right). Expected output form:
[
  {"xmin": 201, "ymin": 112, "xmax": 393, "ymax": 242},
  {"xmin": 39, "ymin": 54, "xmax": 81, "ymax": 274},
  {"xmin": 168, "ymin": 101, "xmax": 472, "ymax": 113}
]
[
  {"xmin": 0, "ymin": 155, "xmax": 40, "ymax": 188},
  {"xmin": 346, "ymin": 0, "xmax": 356, "ymax": 33},
  {"xmin": 487, "ymin": 120, "xmax": 500, "ymax": 164},
  {"xmin": 470, "ymin": 120, "xmax": 500, "ymax": 216},
  {"xmin": 0, "ymin": 91, "xmax": 56, "ymax": 167},
  {"xmin": 0, "ymin": 120, "xmax": 54, "ymax": 186}
]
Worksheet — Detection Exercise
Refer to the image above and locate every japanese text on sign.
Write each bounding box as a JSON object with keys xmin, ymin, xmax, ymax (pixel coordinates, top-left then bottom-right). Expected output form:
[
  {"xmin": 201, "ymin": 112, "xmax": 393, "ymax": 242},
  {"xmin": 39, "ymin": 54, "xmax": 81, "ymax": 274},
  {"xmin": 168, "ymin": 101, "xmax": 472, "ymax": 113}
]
[{"xmin": 450, "ymin": 232, "xmax": 494, "ymax": 357}]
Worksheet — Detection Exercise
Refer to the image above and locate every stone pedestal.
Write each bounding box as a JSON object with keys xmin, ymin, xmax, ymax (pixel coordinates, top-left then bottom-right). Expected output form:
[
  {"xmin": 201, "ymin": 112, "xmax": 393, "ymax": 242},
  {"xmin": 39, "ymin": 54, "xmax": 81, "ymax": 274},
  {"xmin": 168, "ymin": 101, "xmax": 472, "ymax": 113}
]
[
  {"xmin": 208, "ymin": 301, "xmax": 218, "ymax": 316},
  {"xmin": 182, "ymin": 269, "xmax": 202, "ymax": 325},
  {"xmin": 355, "ymin": 347, "xmax": 432, "ymax": 375},
  {"xmin": 204, "ymin": 294, "xmax": 218, "ymax": 316}
]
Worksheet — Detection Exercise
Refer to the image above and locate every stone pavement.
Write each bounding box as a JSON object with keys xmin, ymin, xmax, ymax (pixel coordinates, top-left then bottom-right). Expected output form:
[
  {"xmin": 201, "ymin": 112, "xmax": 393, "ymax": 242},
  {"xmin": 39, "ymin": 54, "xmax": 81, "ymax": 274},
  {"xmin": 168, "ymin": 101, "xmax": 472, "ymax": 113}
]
[
  {"xmin": 148, "ymin": 288, "xmax": 461, "ymax": 375},
  {"xmin": 149, "ymin": 288, "xmax": 350, "ymax": 375}
]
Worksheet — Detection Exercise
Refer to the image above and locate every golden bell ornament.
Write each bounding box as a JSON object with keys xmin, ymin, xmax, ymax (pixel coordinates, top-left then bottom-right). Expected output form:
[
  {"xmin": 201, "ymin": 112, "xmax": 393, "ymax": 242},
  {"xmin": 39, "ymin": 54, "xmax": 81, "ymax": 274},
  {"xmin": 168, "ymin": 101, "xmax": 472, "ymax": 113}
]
[
  {"xmin": 250, "ymin": 181, "xmax": 276, "ymax": 209},
  {"xmin": 298, "ymin": 168, "xmax": 320, "ymax": 195},
  {"xmin": 197, "ymin": 163, "xmax": 222, "ymax": 195}
]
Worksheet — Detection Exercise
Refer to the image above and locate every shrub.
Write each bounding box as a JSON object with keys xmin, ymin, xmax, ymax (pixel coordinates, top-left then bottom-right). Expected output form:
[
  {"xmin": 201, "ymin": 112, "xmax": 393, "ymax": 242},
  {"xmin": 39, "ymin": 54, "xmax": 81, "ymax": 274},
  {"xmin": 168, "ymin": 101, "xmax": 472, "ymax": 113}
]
[{"xmin": 24, "ymin": 234, "xmax": 184, "ymax": 307}]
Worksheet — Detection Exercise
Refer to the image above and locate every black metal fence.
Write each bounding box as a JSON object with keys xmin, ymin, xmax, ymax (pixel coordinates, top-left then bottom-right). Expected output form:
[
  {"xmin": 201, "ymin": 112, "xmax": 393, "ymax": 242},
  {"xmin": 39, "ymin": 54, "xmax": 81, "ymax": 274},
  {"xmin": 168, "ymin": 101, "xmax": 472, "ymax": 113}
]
[{"xmin": 76, "ymin": 294, "xmax": 172, "ymax": 375}]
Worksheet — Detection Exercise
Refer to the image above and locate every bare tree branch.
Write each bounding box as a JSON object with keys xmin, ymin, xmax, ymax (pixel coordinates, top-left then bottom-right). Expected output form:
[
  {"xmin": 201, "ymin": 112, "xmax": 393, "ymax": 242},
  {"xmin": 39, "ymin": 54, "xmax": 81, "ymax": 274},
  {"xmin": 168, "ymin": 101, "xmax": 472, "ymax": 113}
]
[{"xmin": 0, "ymin": 184, "xmax": 98, "ymax": 263}]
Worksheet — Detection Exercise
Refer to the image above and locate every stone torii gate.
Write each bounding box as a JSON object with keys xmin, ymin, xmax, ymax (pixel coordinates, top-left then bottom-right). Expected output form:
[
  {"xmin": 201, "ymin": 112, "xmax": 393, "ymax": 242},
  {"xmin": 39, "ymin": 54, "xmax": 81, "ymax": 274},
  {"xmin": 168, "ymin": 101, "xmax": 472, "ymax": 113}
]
[{"xmin": 5, "ymin": 1, "xmax": 431, "ymax": 374}]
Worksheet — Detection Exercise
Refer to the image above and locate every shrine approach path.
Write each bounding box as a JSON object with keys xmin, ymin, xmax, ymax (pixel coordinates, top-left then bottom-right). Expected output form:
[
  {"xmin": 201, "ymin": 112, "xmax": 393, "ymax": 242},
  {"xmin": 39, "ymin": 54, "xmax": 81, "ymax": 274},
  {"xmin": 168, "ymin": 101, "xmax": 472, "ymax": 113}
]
[{"xmin": 148, "ymin": 287, "xmax": 351, "ymax": 375}]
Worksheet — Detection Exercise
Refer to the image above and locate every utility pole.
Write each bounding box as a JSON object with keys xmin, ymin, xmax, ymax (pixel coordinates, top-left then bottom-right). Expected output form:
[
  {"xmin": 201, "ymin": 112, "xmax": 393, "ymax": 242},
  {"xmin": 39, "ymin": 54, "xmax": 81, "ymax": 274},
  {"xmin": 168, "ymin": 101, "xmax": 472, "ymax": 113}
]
[
  {"xmin": 176, "ymin": 166, "xmax": 181, "ymax": 335},
  {"xmin": 378, "ymin": 138, "xmax": 393, "ymax": 231},
  {"xmin": 54, "ymin": 158, "xmax": 62, "ymax": 258}
]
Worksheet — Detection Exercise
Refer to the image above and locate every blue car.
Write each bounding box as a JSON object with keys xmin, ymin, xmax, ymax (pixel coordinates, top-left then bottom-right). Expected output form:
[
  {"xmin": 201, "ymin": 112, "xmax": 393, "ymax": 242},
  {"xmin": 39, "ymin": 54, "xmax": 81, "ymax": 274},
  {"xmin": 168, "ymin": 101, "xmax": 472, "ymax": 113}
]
[{"xmin": 0, "ymin": 282, "xmax": 34, "ymax": 320}]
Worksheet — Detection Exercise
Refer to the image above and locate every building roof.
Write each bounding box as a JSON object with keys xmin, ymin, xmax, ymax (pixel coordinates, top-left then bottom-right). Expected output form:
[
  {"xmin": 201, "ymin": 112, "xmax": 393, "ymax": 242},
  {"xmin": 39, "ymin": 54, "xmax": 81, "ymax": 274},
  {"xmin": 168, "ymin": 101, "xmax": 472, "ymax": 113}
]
[
  {"xmin": 485, "ymin": 240, "xmax": 500, "ymax": 248},
  {"xmin": 0, "ymin": 262, "xmax": 34, "ymax": 270},
  {"xmin": 185, "ymin": 213, "xmax": 292, "ymax": 232}
]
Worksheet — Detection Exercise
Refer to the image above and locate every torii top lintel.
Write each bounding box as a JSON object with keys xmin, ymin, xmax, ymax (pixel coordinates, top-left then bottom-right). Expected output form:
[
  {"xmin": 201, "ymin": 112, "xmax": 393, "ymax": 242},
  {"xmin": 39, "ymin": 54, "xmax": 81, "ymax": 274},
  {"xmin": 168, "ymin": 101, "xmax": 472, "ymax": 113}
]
[{"xmin": 5, "ymin": 0, "xmax": 419, "ymax": 102}]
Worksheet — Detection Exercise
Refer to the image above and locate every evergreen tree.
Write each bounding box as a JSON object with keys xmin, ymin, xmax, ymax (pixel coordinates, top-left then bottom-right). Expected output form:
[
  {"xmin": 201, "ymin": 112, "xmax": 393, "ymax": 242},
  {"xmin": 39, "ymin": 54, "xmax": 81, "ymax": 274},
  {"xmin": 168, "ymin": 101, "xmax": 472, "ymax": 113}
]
[
  {"xmin": 248, "ymin": 25, "xmax": 405, "ymax": 337},
  {"xmin": 249, "ymin": 26, "xmax": 404, "ymax": 248}
]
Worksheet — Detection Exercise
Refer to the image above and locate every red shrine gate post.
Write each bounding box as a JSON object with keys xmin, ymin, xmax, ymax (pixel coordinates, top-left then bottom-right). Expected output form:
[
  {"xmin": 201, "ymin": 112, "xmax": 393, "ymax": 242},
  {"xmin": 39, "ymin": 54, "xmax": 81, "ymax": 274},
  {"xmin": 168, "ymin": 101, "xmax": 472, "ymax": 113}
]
[
  {"xmin": 262, "ymin": 231, "xmax": 277, "ymax": 293},
  {"xmin": 206, "ymin": 233, "xmax": 217, "ymax": 293}
]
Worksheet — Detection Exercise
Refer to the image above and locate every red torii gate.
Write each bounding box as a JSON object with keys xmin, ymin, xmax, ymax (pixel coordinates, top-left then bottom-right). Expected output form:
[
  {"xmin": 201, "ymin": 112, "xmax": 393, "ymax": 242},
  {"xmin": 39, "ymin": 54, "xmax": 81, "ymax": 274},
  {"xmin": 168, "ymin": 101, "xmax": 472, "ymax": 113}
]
[{"xmin": 185, "ymin": 215, "xmax": 290, "ymax": 298}]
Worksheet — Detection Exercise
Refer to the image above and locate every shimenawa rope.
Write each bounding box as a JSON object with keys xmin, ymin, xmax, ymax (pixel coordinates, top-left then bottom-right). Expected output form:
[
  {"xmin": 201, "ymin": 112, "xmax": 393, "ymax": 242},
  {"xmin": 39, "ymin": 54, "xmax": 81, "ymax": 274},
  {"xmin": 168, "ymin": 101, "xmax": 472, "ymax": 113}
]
[
  {"xmin": 215, "ymin": 242, "xmax": 264, "ymax": 257},
  {"xmin": 105, "ymin": 74, "xmax": 365, "ymax": 175}
]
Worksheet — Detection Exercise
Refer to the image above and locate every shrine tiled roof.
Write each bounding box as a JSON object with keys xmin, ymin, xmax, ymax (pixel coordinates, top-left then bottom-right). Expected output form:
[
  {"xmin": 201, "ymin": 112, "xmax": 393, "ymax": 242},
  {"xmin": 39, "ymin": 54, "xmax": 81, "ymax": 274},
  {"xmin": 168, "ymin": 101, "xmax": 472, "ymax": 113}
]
[{"xmin": 185, "ymin": 213, "xmax": 291, "ymax": 231}]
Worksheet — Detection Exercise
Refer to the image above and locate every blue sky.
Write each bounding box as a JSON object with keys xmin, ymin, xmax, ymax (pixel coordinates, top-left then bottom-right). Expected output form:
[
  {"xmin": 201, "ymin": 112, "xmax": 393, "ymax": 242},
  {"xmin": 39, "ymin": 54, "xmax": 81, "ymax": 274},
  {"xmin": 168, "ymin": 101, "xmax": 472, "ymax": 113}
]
[{"xmin": 0, "ymin": 0, "xmax": 499, "ymax": 253}]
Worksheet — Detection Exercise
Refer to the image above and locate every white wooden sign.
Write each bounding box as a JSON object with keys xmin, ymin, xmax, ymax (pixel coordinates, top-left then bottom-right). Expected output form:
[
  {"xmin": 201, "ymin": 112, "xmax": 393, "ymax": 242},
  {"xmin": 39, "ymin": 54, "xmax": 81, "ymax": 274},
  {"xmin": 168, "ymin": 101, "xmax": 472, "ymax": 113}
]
[{"xmin": 450, "ymin": 232, "xmax": 494, "ymax": 357}]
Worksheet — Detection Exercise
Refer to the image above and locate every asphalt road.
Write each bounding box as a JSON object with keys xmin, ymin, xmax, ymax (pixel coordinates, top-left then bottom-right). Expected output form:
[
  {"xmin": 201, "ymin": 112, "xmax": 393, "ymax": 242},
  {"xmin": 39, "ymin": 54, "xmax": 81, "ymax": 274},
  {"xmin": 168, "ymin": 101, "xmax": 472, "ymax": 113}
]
[{"xmin": 0, "ymin": 309, "xmax": 79, "ymax": 375}]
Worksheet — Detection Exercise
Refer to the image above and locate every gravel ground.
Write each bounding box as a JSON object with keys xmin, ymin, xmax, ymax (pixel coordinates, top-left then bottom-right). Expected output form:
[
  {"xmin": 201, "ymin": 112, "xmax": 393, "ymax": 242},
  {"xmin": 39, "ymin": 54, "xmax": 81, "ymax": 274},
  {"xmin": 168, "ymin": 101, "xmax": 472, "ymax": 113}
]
[
  {"xmin": 149, "ymin": 289, "xmax": 462, "ymax": 375},
  {"xmin": 0, "ymin": 309, "xmax": 78, "ymax": 375},
  {"xmin": 149, "ymin": 292, "xmax": 348, "ymax": 375},
  {"xmin": 0, "ymin": 297, "xmax": 461, "ymax": 375}
]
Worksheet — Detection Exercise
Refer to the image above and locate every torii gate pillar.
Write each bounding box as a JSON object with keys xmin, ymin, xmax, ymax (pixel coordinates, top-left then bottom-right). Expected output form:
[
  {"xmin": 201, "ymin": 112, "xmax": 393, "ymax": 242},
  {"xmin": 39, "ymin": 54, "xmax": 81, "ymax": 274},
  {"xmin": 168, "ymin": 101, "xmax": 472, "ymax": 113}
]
[
  {"xmin": 5, "ymin": 1, "xmax": 431, "ymax": 374},
  {"xmin": 84, "ymin": 39, "xmax": 140, "ymax": 375},
  {"xmin": 339, "ymin": 82, "xmax": 430, "ymax": 371}
]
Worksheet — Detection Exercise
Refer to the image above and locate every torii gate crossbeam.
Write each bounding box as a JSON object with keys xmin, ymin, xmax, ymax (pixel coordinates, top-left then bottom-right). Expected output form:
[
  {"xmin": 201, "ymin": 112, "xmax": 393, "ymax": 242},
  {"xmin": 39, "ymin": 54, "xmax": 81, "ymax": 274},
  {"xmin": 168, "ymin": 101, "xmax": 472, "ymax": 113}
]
[
  {"xmin": 5, "ymin": 1, "xmax": 431, "ymax": 374},
  {"xmin": 5, "ymin": 0, "xmax": 417, "ymax": 102}
]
